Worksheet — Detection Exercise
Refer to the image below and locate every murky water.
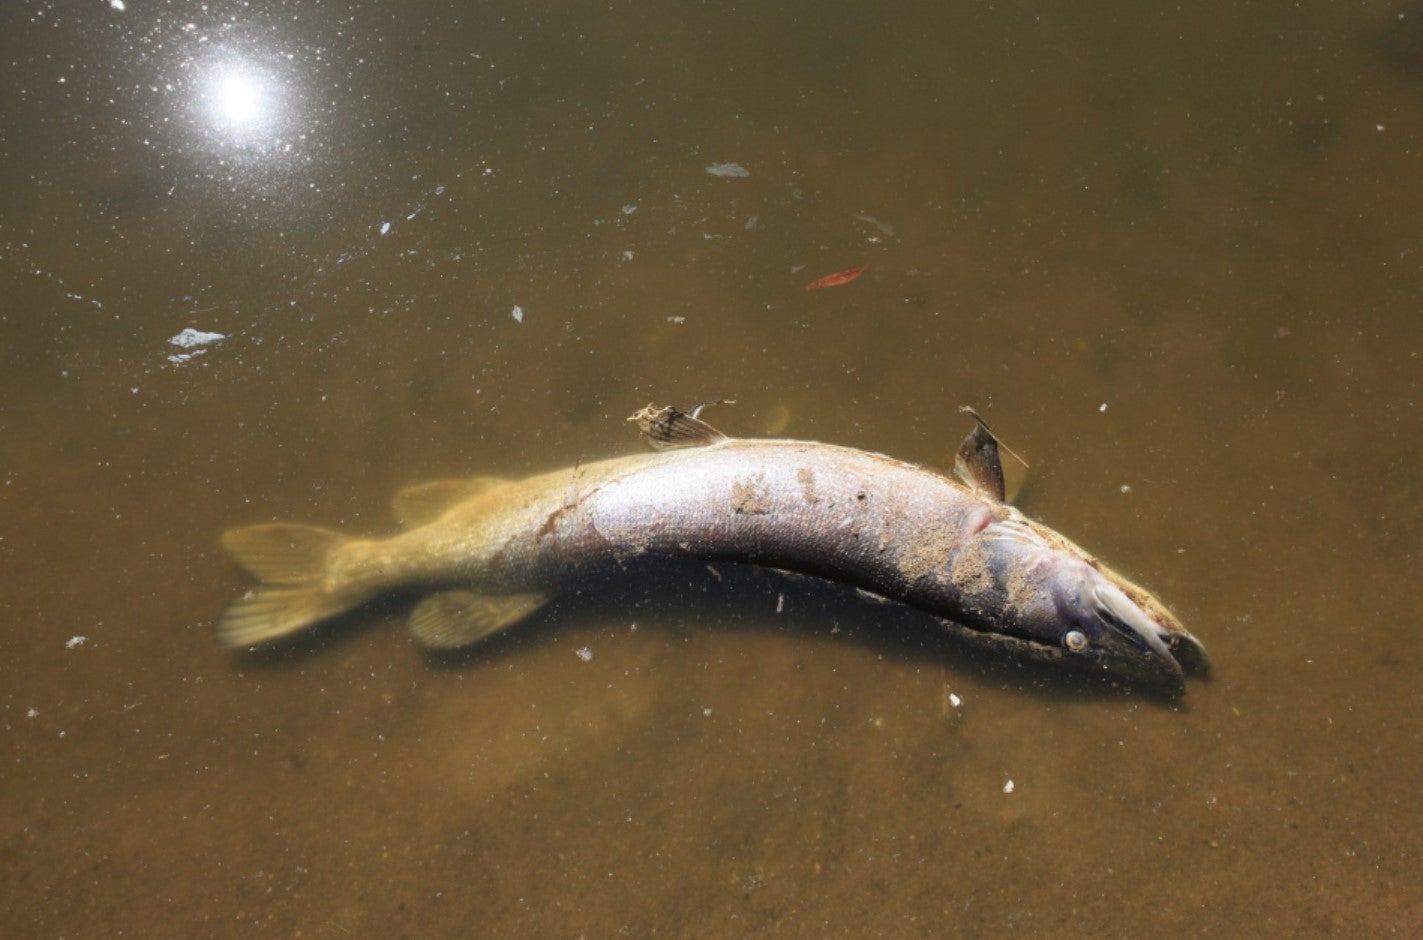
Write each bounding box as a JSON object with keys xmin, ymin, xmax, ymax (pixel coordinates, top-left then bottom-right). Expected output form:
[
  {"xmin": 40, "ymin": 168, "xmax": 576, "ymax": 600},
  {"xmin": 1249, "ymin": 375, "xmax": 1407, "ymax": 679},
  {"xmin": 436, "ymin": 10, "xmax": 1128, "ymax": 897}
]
[{"xmin": 4, "ymin": 1, "xmax": 1422, "ymax": 935}]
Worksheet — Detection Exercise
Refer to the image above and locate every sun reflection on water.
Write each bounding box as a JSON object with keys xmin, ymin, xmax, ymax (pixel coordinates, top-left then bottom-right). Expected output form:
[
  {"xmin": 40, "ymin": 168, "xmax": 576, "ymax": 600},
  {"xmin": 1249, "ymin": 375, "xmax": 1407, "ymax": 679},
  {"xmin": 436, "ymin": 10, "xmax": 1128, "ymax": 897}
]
[
  {"xmin": 187, "ymin": 51, "xmax": 300, "ymax": 161},
  {"xmin": 208, "ymin": 69, "xmax": 267, "ymax": 130}
]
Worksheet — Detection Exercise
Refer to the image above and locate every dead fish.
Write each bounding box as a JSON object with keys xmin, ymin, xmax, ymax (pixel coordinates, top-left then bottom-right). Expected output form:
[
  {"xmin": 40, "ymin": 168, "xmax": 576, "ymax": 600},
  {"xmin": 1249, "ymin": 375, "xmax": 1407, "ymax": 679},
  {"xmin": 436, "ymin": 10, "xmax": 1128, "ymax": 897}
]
[{"xmin": 218, "ymin": 403, "xmax": 1209, "ymax": 687}]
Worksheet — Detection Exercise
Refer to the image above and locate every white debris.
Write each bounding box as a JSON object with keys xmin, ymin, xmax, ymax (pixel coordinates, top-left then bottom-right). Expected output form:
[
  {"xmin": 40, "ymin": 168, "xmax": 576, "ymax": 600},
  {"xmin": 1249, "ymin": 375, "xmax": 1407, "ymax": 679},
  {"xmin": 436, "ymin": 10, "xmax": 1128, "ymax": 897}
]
[
  {"xmin": 511, "ymin": 304, "xmax": 524, "ymax": 324},
  {"xmin": 379, "ymin": 221, "xmax": 391, "ymax": 235},
  {"xmin": 855, "ymin": 214, "xmax": 896, "ymax": 237},
  {"xmin": 622, "ymin": 250, "xmax": 634, "ymax": 261},
  {"xmin": 1098, "ymin": 402, "xmax": 1108, "ymax": 413},
  {"xmin": 744, "ymin": 215, "xmax": 759, "ymax": 230},
  {"xmin": 168, "ymin": 328, "xmax": 226, "ymax": 349},
  {"xmin": 108, "ymin": 0, "xmax": 126, "ymax": 11},
  {"xmin": 949, "ymin": 693, "xmax": 962, "ymax": 708},
  {"xmin": 1003, "ymin": 779, "xmax": 1015, "ymax": 794},
  {"xmin": 776, "ymin": 593, "xmax": 784, "ymax": 614},
  {"xmin": 574, "ymin": 647, "xmax": 592, "ymax": 662},
  {"xmin": 65, "ymin": 635, "xmax": 87, "ymax": 649},
  {"xmin": 702, "ymin": 707, "xmax": 713, "ymax": 717},
  {"xmin": 1119, "ymin": 484, "xmax": 1133, "ymax": 494},
  {"xmin": 621, "ymin": 203, "xmax": 638, "ymax": 215},
  {"xmin": 666, "ymin": 316, "xmax": 686, "ymax": 324},
  {"xmin": 26, "ymin": 707, "xmax": 38, "ymax": 719},
  {"xmin": 705, "ymin": 162, "xmax": 750, "ymax": 178}
]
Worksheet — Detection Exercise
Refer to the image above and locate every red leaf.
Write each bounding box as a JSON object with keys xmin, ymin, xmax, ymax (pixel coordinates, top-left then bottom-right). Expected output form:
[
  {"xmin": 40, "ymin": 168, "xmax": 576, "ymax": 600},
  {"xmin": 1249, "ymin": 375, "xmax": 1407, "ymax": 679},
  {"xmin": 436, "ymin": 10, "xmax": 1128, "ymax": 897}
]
[{"xmin": 805, "ymin": 266, "xmax": 867, "ymax": 291}]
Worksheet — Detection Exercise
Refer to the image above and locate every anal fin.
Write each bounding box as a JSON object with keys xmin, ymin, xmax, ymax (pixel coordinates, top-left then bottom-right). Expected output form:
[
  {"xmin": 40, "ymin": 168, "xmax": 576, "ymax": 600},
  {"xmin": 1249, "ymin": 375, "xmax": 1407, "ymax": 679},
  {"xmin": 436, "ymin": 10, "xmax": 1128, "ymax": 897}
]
[
  {"xmin": 409, "ymin": 589, "xmax": 547, "ymax": 649},
  {"xmin": 393, "ymin": 477, "xmax": 510, "ymax": 528}
]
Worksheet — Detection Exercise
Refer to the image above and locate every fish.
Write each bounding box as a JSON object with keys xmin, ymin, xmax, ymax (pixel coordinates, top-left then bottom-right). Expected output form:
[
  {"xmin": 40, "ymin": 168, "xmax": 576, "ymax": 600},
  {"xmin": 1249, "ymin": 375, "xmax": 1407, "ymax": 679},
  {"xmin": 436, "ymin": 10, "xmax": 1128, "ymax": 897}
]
[
  {"xmin": 805, "ymin": 266, "xmax": 866, "ymax": 291},
  {"xmin": 218, "ymin": 403, "xmax": 1210, "ymax": 688}
]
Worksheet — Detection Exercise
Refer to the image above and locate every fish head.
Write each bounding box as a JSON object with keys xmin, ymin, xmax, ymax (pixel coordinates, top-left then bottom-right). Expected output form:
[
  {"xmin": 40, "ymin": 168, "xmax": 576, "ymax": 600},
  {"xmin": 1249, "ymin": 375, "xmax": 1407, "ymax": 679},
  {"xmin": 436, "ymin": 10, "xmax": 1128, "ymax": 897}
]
[{"xmin": 964, "ymin": 519, "xmax": 1211, "ymax": 686}]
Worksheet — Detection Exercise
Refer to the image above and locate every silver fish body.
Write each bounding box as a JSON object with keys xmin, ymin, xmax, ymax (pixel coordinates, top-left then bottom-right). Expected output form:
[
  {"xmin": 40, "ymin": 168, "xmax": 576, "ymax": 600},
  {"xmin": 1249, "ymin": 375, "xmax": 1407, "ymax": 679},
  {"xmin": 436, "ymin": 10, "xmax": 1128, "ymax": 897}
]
[{"xmin": 219, "ymin": 408, "xmax": 1209, "ymax": 687}]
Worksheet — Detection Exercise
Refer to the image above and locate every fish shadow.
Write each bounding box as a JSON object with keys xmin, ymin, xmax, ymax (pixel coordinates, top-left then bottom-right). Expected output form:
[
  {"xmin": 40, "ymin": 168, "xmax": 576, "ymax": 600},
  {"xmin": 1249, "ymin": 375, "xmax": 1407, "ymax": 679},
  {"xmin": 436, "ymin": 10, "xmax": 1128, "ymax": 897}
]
[
  {"xmin": 425, "ymin": 559, "xmax": 1191, "ymax": 709},
  {"xmin": 230, "ymin": 557, "xmax": 1188, "ymax": 708}
]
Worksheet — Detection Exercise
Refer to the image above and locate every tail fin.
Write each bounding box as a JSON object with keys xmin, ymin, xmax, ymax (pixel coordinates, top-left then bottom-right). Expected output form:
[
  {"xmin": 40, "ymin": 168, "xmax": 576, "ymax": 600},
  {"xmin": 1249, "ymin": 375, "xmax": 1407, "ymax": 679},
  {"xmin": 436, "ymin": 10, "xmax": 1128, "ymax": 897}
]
[{"xmin": 218, "ymin": 524, "xmax": 360, "ymax": 647}]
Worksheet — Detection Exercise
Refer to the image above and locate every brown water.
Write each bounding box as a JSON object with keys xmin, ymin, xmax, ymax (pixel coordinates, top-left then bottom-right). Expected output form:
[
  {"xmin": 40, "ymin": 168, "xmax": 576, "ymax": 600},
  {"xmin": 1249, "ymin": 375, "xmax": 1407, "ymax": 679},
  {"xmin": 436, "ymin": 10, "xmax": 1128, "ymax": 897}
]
[{"xmin": 3, "ymin": 1, "xmax": 1421, "ymax": 935}]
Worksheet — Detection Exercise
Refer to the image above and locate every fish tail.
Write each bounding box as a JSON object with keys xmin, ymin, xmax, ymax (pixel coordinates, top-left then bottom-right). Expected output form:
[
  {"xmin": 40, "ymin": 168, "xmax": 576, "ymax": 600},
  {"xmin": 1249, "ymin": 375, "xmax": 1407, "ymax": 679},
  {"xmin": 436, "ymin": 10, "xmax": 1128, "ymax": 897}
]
[{"xmin": 218, "ymin": 523, "xmax": 362, "ymax": 647}]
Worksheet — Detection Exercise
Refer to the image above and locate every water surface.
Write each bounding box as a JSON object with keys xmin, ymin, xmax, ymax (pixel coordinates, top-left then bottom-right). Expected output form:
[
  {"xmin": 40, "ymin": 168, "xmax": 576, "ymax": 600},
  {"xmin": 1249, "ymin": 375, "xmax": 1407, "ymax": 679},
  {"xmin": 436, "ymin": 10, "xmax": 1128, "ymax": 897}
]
[{"xmin": 3, "ymin": 1, "xmax": 1421, "ymax": 935}]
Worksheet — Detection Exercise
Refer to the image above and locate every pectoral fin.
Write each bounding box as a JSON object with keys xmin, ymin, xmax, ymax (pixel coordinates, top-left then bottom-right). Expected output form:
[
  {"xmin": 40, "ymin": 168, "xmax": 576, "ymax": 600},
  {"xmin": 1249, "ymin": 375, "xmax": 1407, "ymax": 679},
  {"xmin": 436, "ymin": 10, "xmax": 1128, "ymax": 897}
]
[
  {"xmin": 408, "ymin": 589, "xmax": 548, "ymax": 649},
  {"xmin": 628, "ymin": 401, "xmax": 731, "ymax": 449},
  {"xmin": 954, "ymin": 407, "xmax": 1029, "ymax": 503},
  {"xmin": 393, "ymin": 477, "xmax": 510, "ymax": 528},
  {"xmin": 955, "ymin": 417, "xmax": 1005, "ymax": 502}
]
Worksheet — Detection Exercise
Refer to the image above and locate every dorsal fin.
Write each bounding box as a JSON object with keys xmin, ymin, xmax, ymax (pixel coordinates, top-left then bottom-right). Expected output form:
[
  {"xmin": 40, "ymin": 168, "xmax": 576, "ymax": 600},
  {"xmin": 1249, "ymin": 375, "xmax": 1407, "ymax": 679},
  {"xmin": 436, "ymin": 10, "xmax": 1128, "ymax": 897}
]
[
  {"xmin": 627, "ymin": 401, "xmax": 732, "ymax": 449},
  {"xmin": 393, "ymin": 477, "xmax": 510, "ymax": 528},
  {"xmin": 953, "ymin": 407, "xmax": 1028, "ymax": 503}
]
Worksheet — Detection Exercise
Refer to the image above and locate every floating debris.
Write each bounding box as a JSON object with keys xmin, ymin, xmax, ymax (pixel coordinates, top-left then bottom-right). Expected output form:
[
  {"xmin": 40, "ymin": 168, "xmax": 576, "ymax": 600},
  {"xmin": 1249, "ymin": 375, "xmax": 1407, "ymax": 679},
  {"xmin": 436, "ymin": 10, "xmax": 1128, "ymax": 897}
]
[
  {"xmin": 1003, "ymin": 779, "xmax": 1015, "ymax": 794},
  {"xmin": 167, "ymin": 328, "xmax": 226, "ymax": 365},
  {"xmin": 856, "ymin": 214, "xmax": 896, "ymax": 238},
  {"xmin": 805, "ymin": 267, "xmax": 867, "ymax": 291},
  {"xmin": 511, "ymin": 305, "xmax": 524, "ymax": 324},
  {"xmin": 379, "ymin": 221, "xmax": 391, "ymax": 236},
  {"xmin": 169, "ymin": 328, "xmax": 226, "ymax": 349},
  {"xmin": 706, "ymin": 162, "xmax": 750, "ymax": 179},
  {"xmin": 575, "ymin": 647, "xmax": 593, "ymax": 662},
  {"xmin": 65, "ymin": 635, "xmax": 87, "ymax": 649}
]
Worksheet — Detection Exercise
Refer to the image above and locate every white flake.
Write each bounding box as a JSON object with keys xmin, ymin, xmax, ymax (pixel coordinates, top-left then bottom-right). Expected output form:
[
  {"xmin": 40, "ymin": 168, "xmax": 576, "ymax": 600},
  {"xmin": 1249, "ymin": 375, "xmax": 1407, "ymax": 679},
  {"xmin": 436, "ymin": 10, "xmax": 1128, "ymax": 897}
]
[
  {"xmin": 1003, "ymin": 779, "xmax": 1015, "ymax": 794},
  {"xmin": 379, "ymin": 221, "xmax": 391, "ymax": 235},
  {"xmin": 66, "ymin": 635, "xmax": 87, "ymax": 649},
  {"xmin": 168, "ymin": 328, "xmax": 225, "ymax": 349},
  {"xmin": 575, "ymin": 647, "xmax": 592, "ymax": 662},
  {"xmin": 511, "ymin": 305, "xmax": 524, "ymax": 323},
  {"xmin": 1098, "ymin": 402, "xmax": 1108, "ymax": 413},
  {"xmin": 949, "ymin": 693, "xmax": 962, "ymax": 708},
  {"xmin": 705, "ymin": 162, "xmax": 750, "ymax": 178}
]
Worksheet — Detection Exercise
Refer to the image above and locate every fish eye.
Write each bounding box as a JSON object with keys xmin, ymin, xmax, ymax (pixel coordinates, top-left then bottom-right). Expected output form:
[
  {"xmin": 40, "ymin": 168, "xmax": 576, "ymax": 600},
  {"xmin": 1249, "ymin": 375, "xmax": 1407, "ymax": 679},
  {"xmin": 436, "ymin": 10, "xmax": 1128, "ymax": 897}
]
[{"xmin": 1064, "ymin": 630, "xmax": 1089, "ymax": 652}]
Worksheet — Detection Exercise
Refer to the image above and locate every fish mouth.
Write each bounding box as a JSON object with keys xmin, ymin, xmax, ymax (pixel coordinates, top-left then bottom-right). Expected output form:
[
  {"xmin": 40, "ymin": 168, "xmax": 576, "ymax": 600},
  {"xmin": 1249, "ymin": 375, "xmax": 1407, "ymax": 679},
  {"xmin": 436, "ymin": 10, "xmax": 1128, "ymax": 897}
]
[{"xmin": 1092, "ymin": 583, "xmax": 1211, "ymax": 682}]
